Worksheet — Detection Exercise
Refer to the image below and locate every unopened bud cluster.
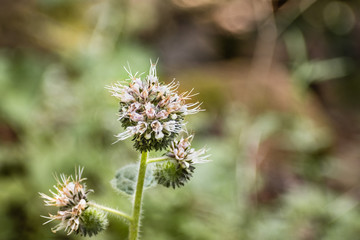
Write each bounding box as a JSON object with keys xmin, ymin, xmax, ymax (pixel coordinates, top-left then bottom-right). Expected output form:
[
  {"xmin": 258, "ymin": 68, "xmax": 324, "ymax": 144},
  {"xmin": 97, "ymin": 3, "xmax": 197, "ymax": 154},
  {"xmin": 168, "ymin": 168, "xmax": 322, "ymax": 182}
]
[
  {"xmin": 39, "ymin": 167, "xmax": 107, "ymax": 236},
  {"xmin": 107, "ymin": 62, "xmax": 201, "ymax": 152},
  {"xmin": 155, "ymin": 135, "xmax": 209, "ymax": 188}
]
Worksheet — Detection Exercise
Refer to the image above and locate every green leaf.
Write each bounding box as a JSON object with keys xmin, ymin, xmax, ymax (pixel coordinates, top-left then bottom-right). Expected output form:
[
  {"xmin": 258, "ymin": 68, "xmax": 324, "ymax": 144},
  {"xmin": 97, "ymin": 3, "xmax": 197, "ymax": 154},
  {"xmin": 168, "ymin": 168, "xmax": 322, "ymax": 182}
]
[{"xmin": 111, "ymin": 164, "xmax": 156, "ymax": 196}]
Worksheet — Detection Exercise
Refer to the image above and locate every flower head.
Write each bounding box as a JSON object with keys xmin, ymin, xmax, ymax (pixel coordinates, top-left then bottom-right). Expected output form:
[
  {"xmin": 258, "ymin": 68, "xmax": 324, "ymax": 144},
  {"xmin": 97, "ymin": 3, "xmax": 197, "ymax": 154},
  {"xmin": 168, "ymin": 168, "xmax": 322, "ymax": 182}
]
[
  {"xmin": 39, "ymin": 167, "xmax": 90, "ymax": 209},
  {"xmin": 167, "ymin": 135, "xmax": 210, "ymax": 166},
  {"xmin": 39, "ymin": 167, "xmax": 102, "ymax": 236},
  {"xmin": 107, "ymin": 61, "xmax": 202, "ymax": 151},
  {"xmin": 155, "ymin": 135, "xmax": 209, "ymax": 188}
]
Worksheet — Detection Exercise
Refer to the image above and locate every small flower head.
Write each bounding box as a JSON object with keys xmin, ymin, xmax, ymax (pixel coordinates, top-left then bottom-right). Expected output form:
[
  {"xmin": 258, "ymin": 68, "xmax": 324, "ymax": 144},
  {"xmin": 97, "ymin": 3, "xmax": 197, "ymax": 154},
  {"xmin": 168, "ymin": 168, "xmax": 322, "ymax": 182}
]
[
  {"xmin": 39, "ymin": 167, "xmax": 90, "ymax": 209},
  {"xmin": 107, "ymin": 61, "xmax": 202, "ymax": 152},
  {"xmin": 39, "ymin": 167, "xmax": 106, "ymax": 236},
  {"xmin": 155, "ymin": 135, "xmax": 209, "ymax": 188},
  {"xmin": 167, "ymin": 135, "xmax": 210, "ymax": 166}
]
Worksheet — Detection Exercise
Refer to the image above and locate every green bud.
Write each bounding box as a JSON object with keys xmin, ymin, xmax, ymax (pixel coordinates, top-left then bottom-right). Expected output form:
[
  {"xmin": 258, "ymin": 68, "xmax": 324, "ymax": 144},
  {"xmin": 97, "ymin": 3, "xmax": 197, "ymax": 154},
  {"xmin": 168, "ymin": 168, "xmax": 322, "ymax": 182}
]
[
  {"xmin": 132, "ymin": 130, "xmax": 180, "ymax": 152},
  {"xmin": 77, "ymin": 207, "xmax": 108, "ymax": 237},
  {"xmin": 154, "ymin": 161, "xmax": 195, "ymax": 189}
]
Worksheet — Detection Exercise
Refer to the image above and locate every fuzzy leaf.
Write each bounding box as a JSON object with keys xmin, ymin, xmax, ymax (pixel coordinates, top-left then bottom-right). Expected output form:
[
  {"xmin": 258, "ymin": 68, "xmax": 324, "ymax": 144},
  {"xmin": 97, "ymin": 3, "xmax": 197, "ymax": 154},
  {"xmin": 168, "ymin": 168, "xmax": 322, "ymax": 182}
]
[{"xmin": 111, "ymin": 164, "xmax": 156, "ymax": 196}]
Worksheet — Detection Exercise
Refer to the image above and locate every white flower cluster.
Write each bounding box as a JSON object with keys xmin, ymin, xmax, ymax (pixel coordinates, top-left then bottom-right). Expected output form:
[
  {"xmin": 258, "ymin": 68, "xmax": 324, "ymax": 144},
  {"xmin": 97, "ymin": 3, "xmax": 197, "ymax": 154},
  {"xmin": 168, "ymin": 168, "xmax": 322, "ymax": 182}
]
[
  {"xmin": 166, "ymin": 135, "xmax": 210, "ymax": 170},
  {"xmin": 107, "ymin": 61, "xmax": 202, "ymax": 151},
  {"xmin": 39, "ymin": 167, "xmax": 92, "ymax": 235}
]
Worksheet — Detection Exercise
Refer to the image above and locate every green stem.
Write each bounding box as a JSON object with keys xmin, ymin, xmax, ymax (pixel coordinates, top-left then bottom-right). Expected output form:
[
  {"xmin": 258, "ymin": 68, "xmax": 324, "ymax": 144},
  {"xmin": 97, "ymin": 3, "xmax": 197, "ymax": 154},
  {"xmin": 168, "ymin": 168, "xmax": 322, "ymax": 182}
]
[
  {"xmin": 129, "ymin": 151, "xmax": 148, "ymax": 240},
  {"xmin": 89, "ymin": 202, "xmax": 132, "ymax": 222},
  {"xmin": 146, "ymin": 156, "xmax": 170, "ymax": 164}
]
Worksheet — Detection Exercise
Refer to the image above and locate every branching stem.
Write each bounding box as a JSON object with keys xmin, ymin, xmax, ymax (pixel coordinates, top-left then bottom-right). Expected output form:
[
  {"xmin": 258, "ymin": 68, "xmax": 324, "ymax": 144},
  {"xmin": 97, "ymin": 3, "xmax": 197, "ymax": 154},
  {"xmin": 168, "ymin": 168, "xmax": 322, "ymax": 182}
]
[{"xmin": 89, "ymin": 202, "xmax": 132, "ymax": 222}]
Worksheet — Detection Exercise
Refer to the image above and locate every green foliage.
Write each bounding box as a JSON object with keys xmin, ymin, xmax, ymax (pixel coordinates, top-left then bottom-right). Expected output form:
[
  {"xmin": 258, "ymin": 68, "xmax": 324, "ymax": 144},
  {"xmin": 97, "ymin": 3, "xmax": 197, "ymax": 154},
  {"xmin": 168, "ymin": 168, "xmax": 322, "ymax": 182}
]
[
  {"xmin": 111, "ymin": 164, "xmax": 156, "ymax": 196},
  {"xmin": 249, "ymin": 186, "xmax": 360, "ymax": 240}
]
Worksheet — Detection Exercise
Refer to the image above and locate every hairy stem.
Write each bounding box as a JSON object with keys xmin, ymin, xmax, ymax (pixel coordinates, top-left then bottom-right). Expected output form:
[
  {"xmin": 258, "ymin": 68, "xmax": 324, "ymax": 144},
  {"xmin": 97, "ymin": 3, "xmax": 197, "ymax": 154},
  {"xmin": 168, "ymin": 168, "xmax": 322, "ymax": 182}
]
[
  {"xmin": 146, "ymin": 156, "xmax": 171, "ymax": 164},
  {"xmin": 129, "ymin": 151, "xmax": 148, "ymax": 240},
  {"xmin": 89, "ymin": 202, "xmax": 132, "ymax": 222}
]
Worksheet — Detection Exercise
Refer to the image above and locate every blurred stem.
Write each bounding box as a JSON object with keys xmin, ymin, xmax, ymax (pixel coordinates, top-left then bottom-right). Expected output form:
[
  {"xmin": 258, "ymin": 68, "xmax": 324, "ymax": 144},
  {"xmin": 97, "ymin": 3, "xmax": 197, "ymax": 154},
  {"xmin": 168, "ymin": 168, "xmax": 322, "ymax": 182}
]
[
  {"xmin": 249, "ymin": 2, "xmax": 277, "ymax": 82},
  {"xmin": 129, "ymin": 151, "xmax": 148, "ymax": 240},
  {"xmin": 147, "ymin": 156, "xmax": 170, "ymax": 164},
  {"xmin": 277, "ymin": 0, "xmax": 318, "ymax": 36},
  {"xmin": 89, "ymin": 202, "xmax": 132, "ymax": 222}
]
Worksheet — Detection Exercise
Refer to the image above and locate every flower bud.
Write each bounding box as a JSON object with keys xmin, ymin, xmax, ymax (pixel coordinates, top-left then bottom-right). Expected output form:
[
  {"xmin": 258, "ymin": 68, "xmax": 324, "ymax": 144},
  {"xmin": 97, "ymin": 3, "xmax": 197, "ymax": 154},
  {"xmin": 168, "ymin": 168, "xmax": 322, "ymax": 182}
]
[
  {"xmin": 154, "ymin": 161, "xmax": 195, "ymax": 189},
  {"xmin": 154, "ymin": 135, "xmax": 210, "ymax": 188},
  {"xmin": 77, "ymin": 207, "xmax": 108, "ymax": 237},
  {"xmin": 39, "ymin": 167, "xmax": 97, "ymax": 236}
]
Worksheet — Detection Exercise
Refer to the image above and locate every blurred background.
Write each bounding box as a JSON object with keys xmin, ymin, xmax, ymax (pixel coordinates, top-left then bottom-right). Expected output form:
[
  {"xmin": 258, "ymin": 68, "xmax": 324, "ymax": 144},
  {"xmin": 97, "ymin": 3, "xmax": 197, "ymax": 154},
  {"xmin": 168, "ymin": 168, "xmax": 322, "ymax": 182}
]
[{"xmin": 1, "ymin": 0, "xmax": 360, "ymax": 239}]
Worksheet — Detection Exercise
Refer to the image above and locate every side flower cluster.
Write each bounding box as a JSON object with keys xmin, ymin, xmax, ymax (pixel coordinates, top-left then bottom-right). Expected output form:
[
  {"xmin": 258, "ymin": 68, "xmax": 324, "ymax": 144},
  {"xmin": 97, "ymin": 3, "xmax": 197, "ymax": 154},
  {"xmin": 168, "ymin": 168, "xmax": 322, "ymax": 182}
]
[
  {"xmin": 155, "ymin": 135, "xmax": 209, "ymax": 188},
  {"xmin": 39, "ymin": 167, "xmax": 107, "ymax": 236},
  {"xmin": 107, "ymin": 61, "xmax": 202, "ymax": 152}
]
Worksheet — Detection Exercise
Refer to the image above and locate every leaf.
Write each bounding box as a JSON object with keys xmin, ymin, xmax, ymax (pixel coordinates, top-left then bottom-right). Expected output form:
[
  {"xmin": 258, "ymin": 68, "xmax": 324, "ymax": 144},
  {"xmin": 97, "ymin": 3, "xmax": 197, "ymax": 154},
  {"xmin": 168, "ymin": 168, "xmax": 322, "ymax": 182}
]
[{"xmin": 111, "ymin": 164, "xmax": 156, "ymax": 196}]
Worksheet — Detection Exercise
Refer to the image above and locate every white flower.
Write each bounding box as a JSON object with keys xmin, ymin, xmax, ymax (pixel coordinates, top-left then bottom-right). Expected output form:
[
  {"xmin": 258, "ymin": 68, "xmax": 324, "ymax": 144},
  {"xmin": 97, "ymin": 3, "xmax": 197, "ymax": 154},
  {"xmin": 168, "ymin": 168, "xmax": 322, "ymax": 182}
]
[
  {"xmin": 178, "ymin": 135, "xmax": 192, "ymax": 149},
  {"xmin": 182, "ymin": 102, "xmax": 203, "ymax": 115},
  {"xmin": 145, "ymin": 102, "xmax": 156, "ymax": 119},
  {"xmin": 114, "ymin": 126, "xmax": 137, "ymax": 142},
  {"xmin": 129, "ymin": 78, "xmax": 143, "ymax": 94},
  {"xmin": 118, "ymin": 88, "xmax": 136, "ymax": 102},
  {"xmin": 129, "ymin": 112, "xmax": 144, "ymax": 122},
  {"xmin": 141, "ymin": 89, "xmax": 149, "ymax": 100},
  {"xmin": 163, "ymin": 120, "xmax": 180, "ymax": 133},
  {"xmin": 145, "ymin": 132, "xmax": 152, "ymax": 139},
  {"xmin": 147, "ymin": 75, "xmax": 158, "ymax": 85},
  {"xmin": 107, "ymin": 61, "xmax": 203, "ymax": 151},
  {"xmin": 156, "ymin": 110, "xmax": 169, "ymax": 120},
  {"xmin": 136, "ymin": 121, "xmax": 148, "ymax": 134},
  {"xmin": 173, "ymin": 147, "xmax": 186, "ymax": 160},
  {"xmin": 186, "ymin": 147, "xmax": 209, "ymax": 164},
  {"xmin": 151, "ymin": 120, "xmax": 164, "ymax": 139},
  {"xmin": 156, "ymin": 132, "xmax": 164, "ymax": 140},
  {"xmin": 40, "ymin": 167, "xmax": 92, "ymax": 235},
  {"xmin": 39, "ymin": 167, "xmax": 89, "ymax": 207},
  {"xmin": 147, "ymin": 61, "xmax": 159, "ymax": 84},
  {"xmin": 128, "ymin": 102, "xmax": 141, "ymax": 112},
  {"xmin": 167, "ymin": 135, "xmax": 210, "ymax": 167},
  {"xmin": 157, "ymin": 96, "xmax": 170, "ymax": 108}
]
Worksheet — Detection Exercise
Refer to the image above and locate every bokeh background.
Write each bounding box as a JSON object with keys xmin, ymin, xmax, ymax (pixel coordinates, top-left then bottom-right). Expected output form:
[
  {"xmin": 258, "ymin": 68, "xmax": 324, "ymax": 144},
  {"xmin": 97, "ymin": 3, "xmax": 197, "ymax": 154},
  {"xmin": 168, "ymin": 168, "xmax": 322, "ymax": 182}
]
[{"xmin": 1, "ymin": 0, "xmax": 360, "ymax": 239}]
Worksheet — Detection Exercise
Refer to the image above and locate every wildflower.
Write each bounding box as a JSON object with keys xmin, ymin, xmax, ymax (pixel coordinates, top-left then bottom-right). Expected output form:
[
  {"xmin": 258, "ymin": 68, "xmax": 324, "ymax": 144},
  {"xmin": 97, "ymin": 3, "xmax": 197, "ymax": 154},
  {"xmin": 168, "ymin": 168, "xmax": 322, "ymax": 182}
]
[
  {"xmin": 155, "ymin": 135, "xmax": 210, "ymax": 188},
  {"xmin": 39, "ymin": 167, "xmax": 90, "ymax": 209},
  {"xmin": 106, "ymin": 60, "xmax": 202, "ymax": 151},
  {"xmin": 39, "ymin": 167, "xmax": 107, "ymax": 236},
  {"xmin": 167, "ymin": 135, "xmax": 209, "ymax": 164}
]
